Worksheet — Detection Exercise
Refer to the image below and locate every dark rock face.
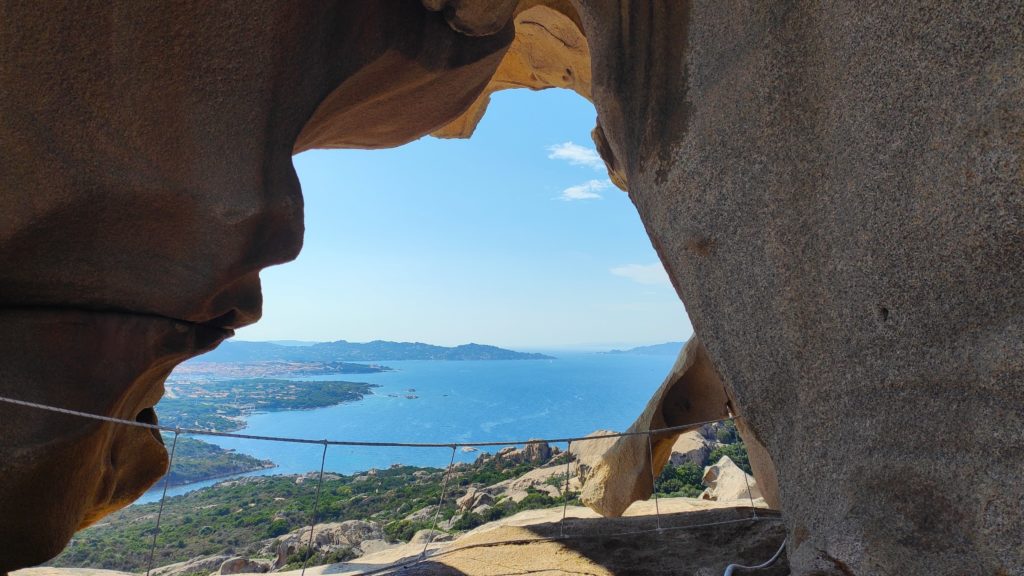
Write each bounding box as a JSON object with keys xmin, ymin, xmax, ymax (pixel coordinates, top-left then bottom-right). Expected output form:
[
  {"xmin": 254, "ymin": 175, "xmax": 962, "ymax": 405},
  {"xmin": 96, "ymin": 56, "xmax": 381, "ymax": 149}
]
[
  {"xmin": 0, "ymin": 1, "xmax": 509, "ymax": 328},
  {"xmin": 579, "ymin": 1, "xmax": 1023, "ymax": 574},
  {"xmin": 0, "ymin": 310, "xmax": 226, "ymax": 570},
  {"xmin": 0, "ymin": 3, "xmax": 510, "ymax": 572}
]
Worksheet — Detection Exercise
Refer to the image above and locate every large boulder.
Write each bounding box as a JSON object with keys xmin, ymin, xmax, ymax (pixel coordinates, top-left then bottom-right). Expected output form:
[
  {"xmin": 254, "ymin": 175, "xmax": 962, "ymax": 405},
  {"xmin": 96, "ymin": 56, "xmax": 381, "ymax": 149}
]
[
  {"xmin": 668, "ymin": 430, "xmax": 712, "ymax": 467},
  {"xmin": 272, "ymin": 520, "xmax": 385, "ymax": 555},
  {"xmin": 217, "ymin": 557, "xmax": 270, "ymax": 576},
  {"xmin": 699, "ymin": 456, "xmax": 762, "ymax": 503},
  {"xmin": 578, "ymin": 2, "xmax": 1023, "ymax": 573},
  {"xmin": 518, "ymin": 441, "xmax": 554, "ymax": 465},
  {"xmin": 456, "ymin": 487, "xmax": 495, "ymax": 512}
]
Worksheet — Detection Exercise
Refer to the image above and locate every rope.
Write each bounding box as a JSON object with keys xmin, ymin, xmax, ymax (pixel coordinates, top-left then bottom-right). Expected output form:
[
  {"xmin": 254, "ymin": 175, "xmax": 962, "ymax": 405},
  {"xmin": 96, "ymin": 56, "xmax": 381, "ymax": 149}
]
[
  {"xmin": 0, "ymin": 394, "xmax": 783, "ymax": 574},
  {"xmin": 0, "ymin": 394, "xmax": 736, "ymax": 449},
  {"xmin": 420, "ymin": 446, "xmax": 458, "ymax": 561},
  {"xmin": 647, "ymin": 431, "xmax": 662, "ymax": 530},
  {"xmin": 300, "ymin": 441, "xmax": 329, "ymax": 576},
  {"xmin": 146, "ymin": 429, "xmax": 179, "ymax": 576}
]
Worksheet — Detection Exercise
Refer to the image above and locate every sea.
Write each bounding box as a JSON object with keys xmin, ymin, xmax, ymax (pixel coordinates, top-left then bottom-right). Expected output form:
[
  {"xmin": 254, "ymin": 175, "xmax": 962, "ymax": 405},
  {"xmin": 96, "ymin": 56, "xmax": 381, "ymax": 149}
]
[{"xmin": 138, "ymin": 351, "xmax": 677, "ymax": 504}]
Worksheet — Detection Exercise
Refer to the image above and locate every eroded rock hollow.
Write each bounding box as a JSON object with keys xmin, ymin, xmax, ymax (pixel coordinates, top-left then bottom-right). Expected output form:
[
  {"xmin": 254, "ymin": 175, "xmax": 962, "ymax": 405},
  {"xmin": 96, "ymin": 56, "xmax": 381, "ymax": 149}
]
[{"xmin": 1, "ymin": 1, "xmax": 1021, "ymax": 575}]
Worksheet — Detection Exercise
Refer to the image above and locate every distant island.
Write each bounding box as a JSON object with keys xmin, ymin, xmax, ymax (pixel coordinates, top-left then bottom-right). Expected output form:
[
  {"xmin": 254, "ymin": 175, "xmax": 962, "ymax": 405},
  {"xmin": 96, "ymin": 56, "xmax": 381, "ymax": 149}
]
[
  {"xmin": 159, "ymin": 378, "xmax": 379, "ymax": 432},
  {"xmin": 603, "ymin": 341, "xmax": 685, "ymax": 356},
  {"xmin": 194, "ymin": 339, "xmax": 555, "ymax": 363},
  {"xmin": 174, "ymin": 360, "xmax": 391, "ymax": 379}
]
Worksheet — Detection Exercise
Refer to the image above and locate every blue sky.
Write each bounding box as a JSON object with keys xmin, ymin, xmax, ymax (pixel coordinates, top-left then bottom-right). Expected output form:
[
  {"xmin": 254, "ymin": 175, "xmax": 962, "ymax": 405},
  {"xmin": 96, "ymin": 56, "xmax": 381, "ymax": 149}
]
[{"xmin": 237, "ymin": 89, "xmax": 692, "ymax": 349}]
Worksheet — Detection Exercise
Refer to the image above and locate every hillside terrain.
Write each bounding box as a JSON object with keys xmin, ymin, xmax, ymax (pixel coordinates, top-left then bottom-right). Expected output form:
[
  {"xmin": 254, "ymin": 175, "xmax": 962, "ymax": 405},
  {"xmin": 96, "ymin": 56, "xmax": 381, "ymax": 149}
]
[
  {"xmin": 50, "ymin": 423, "xmax": 750, "ymax": 573},
  {"xmin": 161, "ymin": 436, "xmax": 274, "ymax": 487},
  {"xmin": 195, "ymin": 341, "xmax": 554, "ymax": 363}
]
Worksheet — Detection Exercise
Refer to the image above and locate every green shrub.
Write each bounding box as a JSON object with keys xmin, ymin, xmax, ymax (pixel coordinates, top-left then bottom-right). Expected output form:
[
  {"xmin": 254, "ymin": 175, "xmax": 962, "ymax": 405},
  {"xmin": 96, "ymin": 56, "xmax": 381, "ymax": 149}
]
[
  {"xmin": 715, "ymin": 421, "xmax": 740, "ymax": 444},
  {"xmin": 265, "ymin": 519, "xmax": 290, "ymax": 538},
  {"xmin": 384, "ymin": 519, "xmax": 432, "ymax": 543},
  {"xmin": 708, "ymin": 443, "xmax": 751, "ymax": 474},
  {"xmin": 655, "ymin": 461, "xmax": 705, "ymax": 497}
]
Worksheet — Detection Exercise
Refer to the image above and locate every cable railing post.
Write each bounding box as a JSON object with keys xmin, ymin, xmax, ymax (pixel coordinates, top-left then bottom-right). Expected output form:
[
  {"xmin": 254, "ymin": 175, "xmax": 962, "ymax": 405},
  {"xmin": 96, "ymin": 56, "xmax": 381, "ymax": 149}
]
[
  {"xmin": 646, "ymin": 430, "xmax": 662, "ymax": 531},
  {"xmin": 421, "ymin": 445, "xmax": 458, "ymax": 562},
  {"xmin": 559, "ymin": 439, "xmax": 573, "ymax": 538},
  {"xmin": 300, "ymin": 440, "xmax": 329, "ymax": 576},
  {"xmin": 147, "ymin": 427, "xmax": 179, "ymax": 576}
]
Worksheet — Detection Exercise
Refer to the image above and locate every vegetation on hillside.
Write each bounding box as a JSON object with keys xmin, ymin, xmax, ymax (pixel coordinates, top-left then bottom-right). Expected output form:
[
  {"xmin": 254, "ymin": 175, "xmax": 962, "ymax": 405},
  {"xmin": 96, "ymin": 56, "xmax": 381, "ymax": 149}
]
[
  {"xmin": 50, "ymin": 452, "xmax": 576, "ymax": 572},
  {"xmin": 157, "ymin": 379, "xmax": 378, "ymax": 432},
  {"xmin": 53, "ymin": 420, "xmax": 750, "ymax": 572},
  {"xmin": 655, "ymin": 421, "xmax": 750, "ymax": 498},
  {"xmin": 162, "ymin": 435, "xmax": 274, "ymax": 486}
]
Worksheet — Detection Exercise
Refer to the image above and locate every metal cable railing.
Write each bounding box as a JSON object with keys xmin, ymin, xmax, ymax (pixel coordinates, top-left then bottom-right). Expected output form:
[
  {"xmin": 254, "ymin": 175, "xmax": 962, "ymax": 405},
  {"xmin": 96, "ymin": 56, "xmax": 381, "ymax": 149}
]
[{"xmin": 0, "ymin": 394, "xmax": 778, "ymax": 575}]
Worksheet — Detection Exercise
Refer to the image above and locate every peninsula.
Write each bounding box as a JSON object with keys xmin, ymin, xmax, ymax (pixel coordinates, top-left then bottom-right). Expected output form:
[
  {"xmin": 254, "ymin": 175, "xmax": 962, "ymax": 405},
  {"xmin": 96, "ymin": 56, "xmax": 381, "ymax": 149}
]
[{"xmin": 194, "ymin": 339, "xmax": 555, "ymax": 363}]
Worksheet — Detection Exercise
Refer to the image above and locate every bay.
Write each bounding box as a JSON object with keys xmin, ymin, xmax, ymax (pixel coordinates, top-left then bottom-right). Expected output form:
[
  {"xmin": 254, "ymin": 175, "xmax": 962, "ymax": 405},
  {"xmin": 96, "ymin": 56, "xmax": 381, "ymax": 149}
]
[{"xmin": 138, "ymin": 352, "xmax": 676, "ymax": 503}]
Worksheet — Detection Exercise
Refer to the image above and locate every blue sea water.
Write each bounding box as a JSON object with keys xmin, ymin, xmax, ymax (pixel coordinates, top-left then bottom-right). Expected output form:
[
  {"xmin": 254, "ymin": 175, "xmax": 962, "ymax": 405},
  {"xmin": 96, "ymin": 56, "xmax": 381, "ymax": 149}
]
[{"xmin": 138, "ymin": 352, "xmax": 675, "ymax": 503}]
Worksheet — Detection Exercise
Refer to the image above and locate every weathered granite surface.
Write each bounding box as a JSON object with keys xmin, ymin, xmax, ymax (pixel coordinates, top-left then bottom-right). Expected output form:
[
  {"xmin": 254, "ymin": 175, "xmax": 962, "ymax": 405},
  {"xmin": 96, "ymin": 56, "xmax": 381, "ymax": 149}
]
[
  {"xmin": 573, "ymin": 337, "xmax": 781, "ymax": 517},
  {"xmin": 579, "ymin": 1, "xmax": 1023, "ymax": 573},
  {"xmin": 0, "ymin": 3, "xmax": 510, "ymax": 572},
  {"xmin": 1, "ymin": 2, "xmax": 1021, "ymax": 574}
]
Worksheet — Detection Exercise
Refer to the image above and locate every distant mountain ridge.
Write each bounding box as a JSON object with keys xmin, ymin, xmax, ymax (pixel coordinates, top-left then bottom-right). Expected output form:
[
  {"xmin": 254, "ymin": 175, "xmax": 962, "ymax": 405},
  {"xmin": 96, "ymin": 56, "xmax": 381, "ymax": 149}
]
[
  {"xmin": 604, "ymin": 341, "xmax": 684, "ymax": 356},
  {"xmin": 195, "ymin": 339, "xmax": 555, "ymax": 362}
]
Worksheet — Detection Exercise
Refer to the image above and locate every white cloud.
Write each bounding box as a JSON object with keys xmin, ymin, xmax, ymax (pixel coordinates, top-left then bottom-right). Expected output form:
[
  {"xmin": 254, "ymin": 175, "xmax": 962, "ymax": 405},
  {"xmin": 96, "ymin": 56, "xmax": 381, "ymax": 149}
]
[
  {"xmin": 547, "ymin": 141, "xmax": 605, "ymax": 170},
  {"xmin": 559, "ymin": 179, "xmax": 609, "ymax": 201},
  {"xmin": 610, "ymin": 262, "xmax": 671, "ymax": 286}
]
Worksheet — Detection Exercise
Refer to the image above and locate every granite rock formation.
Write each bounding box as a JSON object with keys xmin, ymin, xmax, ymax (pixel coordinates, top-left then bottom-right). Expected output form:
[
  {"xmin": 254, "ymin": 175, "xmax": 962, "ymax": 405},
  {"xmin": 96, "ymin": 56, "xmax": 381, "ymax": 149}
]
[
  {"xmin": 0, "ymin": 3, "xmax": 510, "ymax": 572},
  {"xmin": 576, "ymin": 2, "xmax": 1023, "ymax": 573},
  {"xmin": 1, "ymin": 1, "xmax": 1021, "ymax": 575},
  {"xmin": 668, "ymin": 430, "xmax": 711, "ymax": 467},
  {"xmin": 700, "ymin": 456, "xmax": 762, "ymax": 504},
  {"xmin": 216, "ymin": 558, "xmax": 271, "ymax": 576},
  {"xmin": 573, "ymin": 338, "xmax": 780, "ymax": 517},
  {"xmin": 0, "ymin": 311, "xmax": 225, "ymax": 571}
]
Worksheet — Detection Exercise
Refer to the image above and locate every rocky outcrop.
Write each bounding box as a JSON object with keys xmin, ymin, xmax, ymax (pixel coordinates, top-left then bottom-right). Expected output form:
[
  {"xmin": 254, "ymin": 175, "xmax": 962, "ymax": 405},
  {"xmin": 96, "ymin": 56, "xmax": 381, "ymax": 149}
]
[
  {"xmin": 217, "ymin": 557, "xmax": 271, "ymax": 576},
  {"xmin": 481, "ymin": 440, "xmax": 559, "ymax": 467},
  {"xmin": 409, "ymin": 529, "xmax": 453, "ymax": 545},
  {"xmin": 573, "ymin": 338, "xmax": 774, "ymax": 517},
  {"xmin": 480, "ymin": 463, "xmax": 569, "ymax": 505},
  {"xmin": 456, "ymin": 487, "xmax": 495, "ymax": 512},
  {"xmin": 149, "ymin": 555, "xmax": 233, "ymax": 576},
  {"xmin": 668, "ymin": 430, "xmax": 712, "ymax": 467},
  {"xmin": 212, "ymin": 502, "xmax": 782, "ymax": 576},
  {"xmin": 700, "ymin": 456, "xmax": 761, "ymax": 503},
  {"xmin": 267, "ymin": 521, "xmax": 387, "ymax": 567}
]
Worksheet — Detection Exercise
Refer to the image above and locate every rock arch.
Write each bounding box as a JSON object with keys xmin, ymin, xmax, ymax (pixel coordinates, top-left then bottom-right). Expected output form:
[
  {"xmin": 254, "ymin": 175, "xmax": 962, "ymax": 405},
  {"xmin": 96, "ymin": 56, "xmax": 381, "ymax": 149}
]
[{"xmin": 1, "ymin": 2, "xmax": 1020, "ymax": 574}]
